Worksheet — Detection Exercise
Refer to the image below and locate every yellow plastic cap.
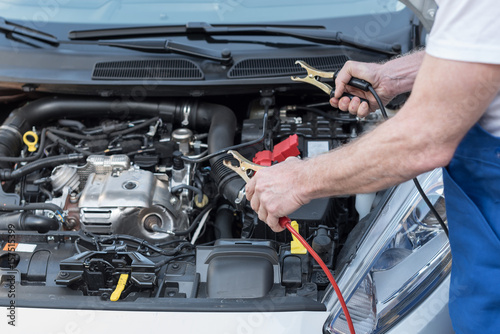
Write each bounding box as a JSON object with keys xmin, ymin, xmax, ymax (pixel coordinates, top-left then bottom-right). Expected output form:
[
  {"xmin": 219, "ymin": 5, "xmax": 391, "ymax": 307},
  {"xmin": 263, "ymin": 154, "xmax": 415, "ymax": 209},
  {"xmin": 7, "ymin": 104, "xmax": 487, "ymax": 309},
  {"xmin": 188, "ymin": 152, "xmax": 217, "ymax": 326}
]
[
  {"xmin": 23, "ymin": 131, "xmax": 38, "ymax": 152},
  {"xmin": 290, "ymin": 220, "xmax": 307, "ymax": 254}
]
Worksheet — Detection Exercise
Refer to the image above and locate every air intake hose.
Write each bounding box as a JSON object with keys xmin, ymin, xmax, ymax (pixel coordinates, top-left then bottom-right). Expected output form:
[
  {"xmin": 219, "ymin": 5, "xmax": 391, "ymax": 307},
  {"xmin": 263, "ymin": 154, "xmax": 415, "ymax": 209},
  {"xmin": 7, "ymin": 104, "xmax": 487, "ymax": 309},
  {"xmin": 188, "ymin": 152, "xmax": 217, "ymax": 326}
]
[
  {"xmin": 185, "ymin": 100, "xmax": 246, "ymax": 205},
  {"xmin": 0, "ymin": 212, "xmax": 59, "ymax": 233}
]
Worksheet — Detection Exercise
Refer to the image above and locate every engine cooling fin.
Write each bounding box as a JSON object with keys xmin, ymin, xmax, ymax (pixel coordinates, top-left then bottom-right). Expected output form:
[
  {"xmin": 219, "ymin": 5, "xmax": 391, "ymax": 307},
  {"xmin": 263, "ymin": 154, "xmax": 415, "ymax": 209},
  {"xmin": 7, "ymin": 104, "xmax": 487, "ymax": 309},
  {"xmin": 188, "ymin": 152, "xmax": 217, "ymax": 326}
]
[
  {"xmin": 228, "ymin": 55, "xmax": 349, "ymax": 78},
  {"xmin": 92, "ymin": 59, "xmax": 204, "ymax": 80}
]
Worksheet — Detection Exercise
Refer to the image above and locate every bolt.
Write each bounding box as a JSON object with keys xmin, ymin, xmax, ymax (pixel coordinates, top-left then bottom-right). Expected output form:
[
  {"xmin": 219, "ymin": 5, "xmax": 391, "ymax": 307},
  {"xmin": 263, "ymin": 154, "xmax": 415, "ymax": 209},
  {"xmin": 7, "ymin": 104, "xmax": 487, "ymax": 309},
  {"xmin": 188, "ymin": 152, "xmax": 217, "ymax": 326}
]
[
  {"xmin": 221, "ymin": 49, "xmax": 231, "ymax": 58},
  {"xmin": 47, "ymin": 236, "xmax": 55, "ymax": 242},
  {"xmin": 167, "ymin": 291, "xmax": 176, "ymax": 297},
  {"xmin": 143, "ymin": 274, "xmax": 152, "ymax": 281},
  {"xmin": 70, "ymin": 194, "xmax": 78, "ymax": 203},
  {"xmin": 123, "ymin": 181, "xmax": 137, "ymax": 190},
  {"xmin": 59, "ymin": 272, "xmax": 69, "ymax": 278},
  {"xmin": 170, "ymin": 197, "xmax": 178, "ymax": 205},
  {"xmin": 67, "ymin": 218, "xmax": 77, "ymax": 228},
  {"xmin": 171, "ymin": 263, "xmax": 180, "ymax": 270}
]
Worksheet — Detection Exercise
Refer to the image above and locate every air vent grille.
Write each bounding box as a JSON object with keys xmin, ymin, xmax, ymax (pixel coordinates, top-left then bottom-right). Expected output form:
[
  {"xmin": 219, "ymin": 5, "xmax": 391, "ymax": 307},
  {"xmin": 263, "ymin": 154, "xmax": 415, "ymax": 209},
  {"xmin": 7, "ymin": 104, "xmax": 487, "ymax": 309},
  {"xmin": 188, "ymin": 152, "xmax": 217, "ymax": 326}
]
[
  {"xmin": 92, "ymin": 59, "xmax": 204, "ymax": 80},
  {"xmin": 228, "ymin": 55, "xmax": 349, "ymax": 78}
]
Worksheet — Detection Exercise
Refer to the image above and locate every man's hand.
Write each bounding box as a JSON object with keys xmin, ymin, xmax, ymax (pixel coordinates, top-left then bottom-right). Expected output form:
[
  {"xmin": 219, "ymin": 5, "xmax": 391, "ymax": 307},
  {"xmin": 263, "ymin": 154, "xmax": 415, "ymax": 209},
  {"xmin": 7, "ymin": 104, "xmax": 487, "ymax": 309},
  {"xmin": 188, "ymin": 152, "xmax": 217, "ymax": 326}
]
[
  {"xmin": 245, "ymin": 157, "xmax": 311, "ymax": 232},
  {"xmin": 330, "ymin": 60, "xmax": 393, "ymax": 117},
  {"xmin": 331, "ymin": 51, "xmax": 425, "ymax": 117}
]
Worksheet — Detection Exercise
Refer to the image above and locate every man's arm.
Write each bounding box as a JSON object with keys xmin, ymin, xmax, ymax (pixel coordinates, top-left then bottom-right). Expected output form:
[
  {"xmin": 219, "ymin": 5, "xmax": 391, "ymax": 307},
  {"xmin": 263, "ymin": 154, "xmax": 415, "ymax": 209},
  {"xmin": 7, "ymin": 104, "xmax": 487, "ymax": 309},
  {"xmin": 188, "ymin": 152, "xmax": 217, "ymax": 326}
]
[
  {"xmin": 246, "ymin": 54, "xmax": 500, "ymax": 232},
  {"xmin": 331, "ymin": 50, "xmax": 425, "ymax": 117}
]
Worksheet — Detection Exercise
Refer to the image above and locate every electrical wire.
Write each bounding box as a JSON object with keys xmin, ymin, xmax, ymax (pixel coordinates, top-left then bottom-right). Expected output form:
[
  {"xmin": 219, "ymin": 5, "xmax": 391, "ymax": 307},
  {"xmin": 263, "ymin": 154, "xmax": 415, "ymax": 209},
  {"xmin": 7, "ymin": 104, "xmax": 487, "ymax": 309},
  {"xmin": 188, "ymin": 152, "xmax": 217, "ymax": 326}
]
[
  {"xmin": 110, "ymin": 117, "xmax": 159, "ymax": 137},
  {"xmin": 367, "ymin": 86, "xmax": 449, "ymax": 237},
  {"xmin": 280, "ymin": 218, "xmax": 356, "ymax": 334},
  {"xmin": 46, "ymin": 131, "xmax": 92, "ymax": 156},
  {"xmin": 153, "ymin": 252, "xmax": 196, "ymax": 268},
  {"xmin": 172, "ymin": 203, "xmax": 214, "ymax": 236},
  {"xmin": 98, "ymin": 234, "xmax": 193, "ymax": 256},
  {"xmin": 180, "ymin": 105, "xmax": 270, "ymax": 164},
  {"xmin": 190, "ymin": 208, "xmax": 212, "ymax": 244}
]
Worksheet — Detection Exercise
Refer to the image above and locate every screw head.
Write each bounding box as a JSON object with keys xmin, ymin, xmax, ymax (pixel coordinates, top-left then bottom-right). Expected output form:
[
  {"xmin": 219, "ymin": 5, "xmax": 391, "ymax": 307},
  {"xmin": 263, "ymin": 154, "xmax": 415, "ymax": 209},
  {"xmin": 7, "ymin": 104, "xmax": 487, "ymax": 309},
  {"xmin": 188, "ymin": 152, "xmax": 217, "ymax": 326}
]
[{"xmin": 123, "ymin": 181, "xmax": 138, "ymax": 190}]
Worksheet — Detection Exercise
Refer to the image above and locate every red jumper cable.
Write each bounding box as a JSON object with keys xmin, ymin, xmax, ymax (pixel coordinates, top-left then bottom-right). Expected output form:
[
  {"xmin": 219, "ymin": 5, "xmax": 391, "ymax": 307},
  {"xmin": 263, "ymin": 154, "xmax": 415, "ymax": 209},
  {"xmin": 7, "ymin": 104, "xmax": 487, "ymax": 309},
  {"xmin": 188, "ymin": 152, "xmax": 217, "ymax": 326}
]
[{"xmin": 223, "ymin": 151, "xmax": 356, "ymax": 334}]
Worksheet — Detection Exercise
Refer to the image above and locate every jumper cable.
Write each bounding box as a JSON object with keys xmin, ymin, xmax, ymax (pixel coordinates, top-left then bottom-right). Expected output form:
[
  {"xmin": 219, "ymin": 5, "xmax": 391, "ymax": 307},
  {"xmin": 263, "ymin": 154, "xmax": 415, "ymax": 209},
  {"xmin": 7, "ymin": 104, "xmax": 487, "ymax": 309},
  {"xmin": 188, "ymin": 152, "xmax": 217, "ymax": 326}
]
[{"xmin": 223, "ymin": 150, "xmax": 356, "ymax": 334}]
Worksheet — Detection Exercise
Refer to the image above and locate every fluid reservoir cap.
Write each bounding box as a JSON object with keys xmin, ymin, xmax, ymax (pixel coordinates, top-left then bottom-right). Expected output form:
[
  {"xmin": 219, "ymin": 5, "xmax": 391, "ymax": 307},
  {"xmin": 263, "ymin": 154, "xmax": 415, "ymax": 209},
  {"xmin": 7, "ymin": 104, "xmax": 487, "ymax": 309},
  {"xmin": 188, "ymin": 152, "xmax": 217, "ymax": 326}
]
[
  {"xmin": 194, "ymin": 194, "xmax": 209, "ymax": 208},
  {"xmin": 23, "ymin": 131, "xmax": 38, "ymax": 152}
]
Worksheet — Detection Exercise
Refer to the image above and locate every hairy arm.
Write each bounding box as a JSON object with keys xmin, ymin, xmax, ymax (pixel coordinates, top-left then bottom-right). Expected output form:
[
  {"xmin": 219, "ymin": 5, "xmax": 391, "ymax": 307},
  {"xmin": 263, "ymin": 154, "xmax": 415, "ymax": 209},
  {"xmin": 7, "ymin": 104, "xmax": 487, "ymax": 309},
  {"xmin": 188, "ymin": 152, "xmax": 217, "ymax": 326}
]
[{"xmin": 247, "ymin": 54, "xmax": 500, "ymax": 231}]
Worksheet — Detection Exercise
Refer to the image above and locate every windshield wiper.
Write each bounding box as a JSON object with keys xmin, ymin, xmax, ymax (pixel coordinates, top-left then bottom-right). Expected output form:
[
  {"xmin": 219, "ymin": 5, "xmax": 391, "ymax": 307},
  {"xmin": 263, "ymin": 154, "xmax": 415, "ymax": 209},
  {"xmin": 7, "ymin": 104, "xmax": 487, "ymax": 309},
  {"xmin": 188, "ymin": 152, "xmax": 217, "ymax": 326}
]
[
  {"xmin": 69, "ymin": 22, "xmax": 400, "ymax": 56},
  {"xmin": 0, "ymin": 17, "xmax": 59, "ymax": 46},
  {"xmin": 99, "ymin": 39, "xmax": 232, "ymax": 65}
]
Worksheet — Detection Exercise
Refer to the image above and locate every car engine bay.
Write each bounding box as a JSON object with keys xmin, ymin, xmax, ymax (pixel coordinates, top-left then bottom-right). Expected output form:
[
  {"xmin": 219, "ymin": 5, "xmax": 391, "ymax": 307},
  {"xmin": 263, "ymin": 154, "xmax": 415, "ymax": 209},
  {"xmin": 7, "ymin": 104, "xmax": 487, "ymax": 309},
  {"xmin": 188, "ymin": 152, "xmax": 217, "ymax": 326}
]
[{"xmin": 0, "ymin": 92, "xmax": 382, "ymax": 309}]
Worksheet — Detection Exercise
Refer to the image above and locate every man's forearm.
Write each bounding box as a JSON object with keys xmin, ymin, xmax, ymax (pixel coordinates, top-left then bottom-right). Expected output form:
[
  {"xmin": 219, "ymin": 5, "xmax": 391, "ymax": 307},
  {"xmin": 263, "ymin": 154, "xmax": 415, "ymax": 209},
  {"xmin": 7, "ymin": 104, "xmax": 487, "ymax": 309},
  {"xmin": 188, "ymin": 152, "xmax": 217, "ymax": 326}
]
[{"xmin": 380, "ymin": 50, "xmax": 425, "ymax": 97}]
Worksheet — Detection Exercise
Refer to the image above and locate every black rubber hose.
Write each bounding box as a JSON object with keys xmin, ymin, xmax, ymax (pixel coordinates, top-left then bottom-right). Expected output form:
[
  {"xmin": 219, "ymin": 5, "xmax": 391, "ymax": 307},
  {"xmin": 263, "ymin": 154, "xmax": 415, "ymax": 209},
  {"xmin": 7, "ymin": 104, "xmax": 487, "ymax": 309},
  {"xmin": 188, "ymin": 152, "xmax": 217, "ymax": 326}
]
[
  {"xmin": 171, "ymin": 184, "xmax": 203, "ymax": 201},
  {"xmin": 0, "ymin": 202, "xmax": 64, "ymax": 214},
  {"xmin": 0, "ymin": 126, "xmax": 24, "ymax": 169},
  {"xmin": 214, "ymin": 205, "xmax": 234, "ymax": 239},
  {"xmin": 0, "ymin": 212, "xmax": 59, "ymax": 233},
  {"xmin": 0, "ymin": 154, "xmax": 84, "ymax": 180},
  {"xmin": 3, "ymin": 96, "xmax": 178, "ymax": 132},
  {"xmin": 187, "ymin": 101, "xmax": 246, "ymax": 205}
]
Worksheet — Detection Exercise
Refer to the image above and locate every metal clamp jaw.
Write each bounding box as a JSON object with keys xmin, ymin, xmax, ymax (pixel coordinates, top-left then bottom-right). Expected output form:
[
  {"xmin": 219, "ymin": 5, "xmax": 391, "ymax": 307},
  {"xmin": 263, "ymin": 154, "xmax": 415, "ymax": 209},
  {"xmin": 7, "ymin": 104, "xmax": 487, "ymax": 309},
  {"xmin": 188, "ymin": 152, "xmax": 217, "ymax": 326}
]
[
  {"xmin": 291, "ymin": 60, "xmax": 335, "ymax": 96},
  {"xmin": 223, "ymin": 150, "xmax": 265, "ymax": 183}
]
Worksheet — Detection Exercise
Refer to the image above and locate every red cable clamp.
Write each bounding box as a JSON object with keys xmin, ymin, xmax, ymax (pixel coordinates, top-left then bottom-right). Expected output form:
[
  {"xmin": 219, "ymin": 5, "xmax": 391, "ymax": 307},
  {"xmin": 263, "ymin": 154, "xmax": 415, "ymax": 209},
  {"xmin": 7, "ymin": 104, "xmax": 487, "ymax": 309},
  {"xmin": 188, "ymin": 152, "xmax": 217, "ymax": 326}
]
[{"xmin": 253, "ymin": 134, "xmax": 300, "ymax": 166}]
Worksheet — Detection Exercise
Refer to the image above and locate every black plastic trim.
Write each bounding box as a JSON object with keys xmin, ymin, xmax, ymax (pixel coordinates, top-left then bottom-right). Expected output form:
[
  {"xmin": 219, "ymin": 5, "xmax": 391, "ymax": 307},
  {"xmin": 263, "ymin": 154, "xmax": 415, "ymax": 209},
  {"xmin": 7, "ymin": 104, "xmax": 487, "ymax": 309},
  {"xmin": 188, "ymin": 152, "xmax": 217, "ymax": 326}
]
[{"xmin": 0, "ymin": 296, "xmax": 326, "ymax": 312}]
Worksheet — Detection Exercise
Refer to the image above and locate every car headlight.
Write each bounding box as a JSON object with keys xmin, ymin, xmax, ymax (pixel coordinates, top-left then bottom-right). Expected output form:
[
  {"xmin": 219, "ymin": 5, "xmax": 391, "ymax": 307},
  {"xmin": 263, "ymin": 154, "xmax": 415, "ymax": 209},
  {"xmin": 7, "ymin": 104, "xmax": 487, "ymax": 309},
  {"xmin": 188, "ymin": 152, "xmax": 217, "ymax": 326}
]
[{"xmin": 324, "ymin": 169, "xmax": 451, "ymax": 334}]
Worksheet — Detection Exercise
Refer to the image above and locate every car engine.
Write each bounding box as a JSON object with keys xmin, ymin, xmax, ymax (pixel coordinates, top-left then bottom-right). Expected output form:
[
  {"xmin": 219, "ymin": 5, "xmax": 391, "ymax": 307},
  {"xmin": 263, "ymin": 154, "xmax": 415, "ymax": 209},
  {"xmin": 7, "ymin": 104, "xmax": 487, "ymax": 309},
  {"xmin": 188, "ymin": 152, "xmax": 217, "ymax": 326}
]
[{"xmin": 0, "ymin": 94, "xmax": 380, "ymax": 305}]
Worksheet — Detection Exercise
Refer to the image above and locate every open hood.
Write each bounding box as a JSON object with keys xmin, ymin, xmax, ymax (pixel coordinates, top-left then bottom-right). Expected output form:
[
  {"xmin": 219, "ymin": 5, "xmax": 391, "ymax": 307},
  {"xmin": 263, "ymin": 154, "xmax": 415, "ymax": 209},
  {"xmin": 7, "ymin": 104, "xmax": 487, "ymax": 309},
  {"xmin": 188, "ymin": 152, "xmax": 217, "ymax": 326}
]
[{"xmin": 400, "ymin": 0, "xmax": 438, "ymax": 31}]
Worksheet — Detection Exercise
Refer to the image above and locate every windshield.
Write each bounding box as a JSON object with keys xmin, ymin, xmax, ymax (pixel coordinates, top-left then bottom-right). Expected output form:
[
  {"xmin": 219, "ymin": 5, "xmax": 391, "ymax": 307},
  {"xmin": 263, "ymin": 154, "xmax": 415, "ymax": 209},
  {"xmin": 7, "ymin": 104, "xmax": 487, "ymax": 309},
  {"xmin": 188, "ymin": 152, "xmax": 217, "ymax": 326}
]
[{"xmin": 0, "ymin": 0, "xmax": 405, "ymax": 25}]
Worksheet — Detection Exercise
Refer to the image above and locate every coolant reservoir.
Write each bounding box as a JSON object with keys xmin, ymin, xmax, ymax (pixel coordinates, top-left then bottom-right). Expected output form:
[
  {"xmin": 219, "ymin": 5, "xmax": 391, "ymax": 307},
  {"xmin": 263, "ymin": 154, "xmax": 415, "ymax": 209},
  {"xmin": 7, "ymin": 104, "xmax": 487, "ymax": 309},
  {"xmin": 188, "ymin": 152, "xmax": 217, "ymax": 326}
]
[{"xmin": 356, "ymin": 192, "xmax": 376, "ymax": 220}]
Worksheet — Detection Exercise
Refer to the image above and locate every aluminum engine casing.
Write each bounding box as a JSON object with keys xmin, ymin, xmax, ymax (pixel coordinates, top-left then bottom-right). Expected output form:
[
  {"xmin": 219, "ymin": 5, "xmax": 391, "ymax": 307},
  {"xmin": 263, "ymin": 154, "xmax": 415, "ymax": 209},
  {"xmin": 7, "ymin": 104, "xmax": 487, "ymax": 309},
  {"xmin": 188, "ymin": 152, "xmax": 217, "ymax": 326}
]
[{"xmin": 77, "ymin": 155, "xmax": 188, "ymax": 242}]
